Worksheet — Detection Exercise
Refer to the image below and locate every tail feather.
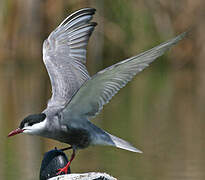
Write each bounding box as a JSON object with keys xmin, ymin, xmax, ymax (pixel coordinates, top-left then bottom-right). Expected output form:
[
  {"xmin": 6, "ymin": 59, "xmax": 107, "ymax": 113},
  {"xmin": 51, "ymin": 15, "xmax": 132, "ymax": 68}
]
[
  {"xmin": 88, "ymin": 121, "xmax": 142, "ymax": 153},
  {"xmin": 108, "ymin": 133, "xmax": 143, "ymax": 153}
]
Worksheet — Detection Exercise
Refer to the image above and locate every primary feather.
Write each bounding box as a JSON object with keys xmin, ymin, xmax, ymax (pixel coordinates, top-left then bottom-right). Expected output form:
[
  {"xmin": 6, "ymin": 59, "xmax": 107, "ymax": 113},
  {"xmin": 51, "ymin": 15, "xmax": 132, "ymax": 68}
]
[
  {"xmin": 63, "ymin": 32, "xmax": 187, "ymax": 120},
  {"xmin": 43, "ymin": 8, "xmax": 97, "ymax": 114}
]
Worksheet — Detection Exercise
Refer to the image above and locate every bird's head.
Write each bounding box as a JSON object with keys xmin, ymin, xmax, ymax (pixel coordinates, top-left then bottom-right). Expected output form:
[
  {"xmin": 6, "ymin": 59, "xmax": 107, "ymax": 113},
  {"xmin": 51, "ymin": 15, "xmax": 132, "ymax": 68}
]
[{"xmin": 8, "ymin": 113, "xmax": 47, "ymax": 137}]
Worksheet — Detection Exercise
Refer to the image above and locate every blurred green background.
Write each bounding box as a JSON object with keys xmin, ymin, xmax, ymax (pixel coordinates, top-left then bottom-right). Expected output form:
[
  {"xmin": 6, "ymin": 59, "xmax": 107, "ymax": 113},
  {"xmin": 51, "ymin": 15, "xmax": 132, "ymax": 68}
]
[{"xmin": 0, "ymin": 0, "xmax": 204, "ymax": 180}]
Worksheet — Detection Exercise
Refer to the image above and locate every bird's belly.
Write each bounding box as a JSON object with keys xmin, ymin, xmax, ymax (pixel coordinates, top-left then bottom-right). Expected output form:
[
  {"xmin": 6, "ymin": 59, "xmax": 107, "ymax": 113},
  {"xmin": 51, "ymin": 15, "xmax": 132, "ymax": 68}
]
[{"xmin": 49, "ymin": 127, "xmax": 91, "ymax": 149}]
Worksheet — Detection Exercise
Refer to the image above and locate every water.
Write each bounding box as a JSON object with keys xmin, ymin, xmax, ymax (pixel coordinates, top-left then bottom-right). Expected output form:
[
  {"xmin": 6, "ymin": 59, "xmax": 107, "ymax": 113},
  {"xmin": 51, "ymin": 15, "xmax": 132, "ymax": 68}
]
[
  {"xmin": 0, "ymin": 0, "xmax": 204, "ymax": 179},
  {"xmin": 1, "ymin": 65, "xmax": 204, "ymax": 180}
]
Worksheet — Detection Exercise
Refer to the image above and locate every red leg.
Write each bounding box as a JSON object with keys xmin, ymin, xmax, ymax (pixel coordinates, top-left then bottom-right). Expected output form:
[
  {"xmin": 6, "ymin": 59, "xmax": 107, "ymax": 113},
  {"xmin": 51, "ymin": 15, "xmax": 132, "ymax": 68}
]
[{"xmin": 57, "ymin": 149, "xmax": 76, "ymax": 175}]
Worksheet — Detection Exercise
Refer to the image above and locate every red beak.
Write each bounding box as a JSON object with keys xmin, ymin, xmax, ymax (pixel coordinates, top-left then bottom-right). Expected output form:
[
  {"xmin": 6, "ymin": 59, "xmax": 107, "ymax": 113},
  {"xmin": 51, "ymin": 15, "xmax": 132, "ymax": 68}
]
[{"xmin": 8, "ymin": 128, "xmax": 24, "ymax": 137}]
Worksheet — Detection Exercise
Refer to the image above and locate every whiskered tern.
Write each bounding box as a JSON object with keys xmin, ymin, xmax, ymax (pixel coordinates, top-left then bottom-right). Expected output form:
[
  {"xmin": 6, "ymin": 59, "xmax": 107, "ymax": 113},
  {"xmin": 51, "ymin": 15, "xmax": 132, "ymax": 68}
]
[{"xmin": 8, "ymin": 8, "xmax": 187, "ymax": 174}]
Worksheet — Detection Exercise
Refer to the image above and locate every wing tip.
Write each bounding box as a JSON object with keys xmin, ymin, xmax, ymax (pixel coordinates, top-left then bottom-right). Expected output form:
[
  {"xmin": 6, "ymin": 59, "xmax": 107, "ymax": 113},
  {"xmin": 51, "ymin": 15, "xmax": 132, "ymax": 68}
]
[
  {"xmin": 90, "ymin": 22, "xmax": 98, "ymax": 27},
  {"xmin": 165, "ymin": 30, "xmax": 189, "ymax": 48},
  {"xmin": 84, "ymin": 7, "xmax": 96, "ymax": 13},
  {"xmin": 58, "ymin": 8, "xmax": 97, "ymax": 28},
  {"xmin": 174, "ymin": 31, "xmax": 188, "ymax": 42},
  {"xmin": 72, "ymin": 7, "xmax": 96, "ymax": 16}
]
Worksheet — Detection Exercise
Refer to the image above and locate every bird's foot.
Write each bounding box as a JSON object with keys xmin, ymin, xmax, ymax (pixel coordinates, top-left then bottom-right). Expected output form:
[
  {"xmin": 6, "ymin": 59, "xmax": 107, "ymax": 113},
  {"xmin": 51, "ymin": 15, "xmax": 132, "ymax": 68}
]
[
  {"xmin": 56, "ymin": 161, "xmax": 71, "ymax": 175},
  {"xmin": 56, "ymin": 149, "xmax": 75, "ymax": 175}
]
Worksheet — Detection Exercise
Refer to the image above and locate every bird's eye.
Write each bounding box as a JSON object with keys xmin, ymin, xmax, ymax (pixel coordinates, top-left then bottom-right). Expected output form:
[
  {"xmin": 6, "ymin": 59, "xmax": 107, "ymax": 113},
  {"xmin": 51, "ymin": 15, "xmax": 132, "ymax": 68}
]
[{"xmin": 28, "ymin": 122, "xmax": 34, "ymax": 126}]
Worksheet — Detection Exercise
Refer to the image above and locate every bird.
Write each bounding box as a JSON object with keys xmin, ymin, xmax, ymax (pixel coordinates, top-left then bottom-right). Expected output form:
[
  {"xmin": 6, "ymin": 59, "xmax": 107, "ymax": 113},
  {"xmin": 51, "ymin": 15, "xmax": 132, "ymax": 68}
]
[{"xmin": 8, "ymin": 8, "xmax": 187, "ymax": 174}]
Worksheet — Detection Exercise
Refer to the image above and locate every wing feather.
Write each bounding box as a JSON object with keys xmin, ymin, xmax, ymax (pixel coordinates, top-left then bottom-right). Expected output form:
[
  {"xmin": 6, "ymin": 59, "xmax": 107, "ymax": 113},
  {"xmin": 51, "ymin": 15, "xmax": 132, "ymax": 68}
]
[
  {"xmin": 43, "ymin": 8, "xmax": 96, "ymax": 114},
  {"xmin": 63, "ymin": 32, "xmax": 187, "ymax": 119}
]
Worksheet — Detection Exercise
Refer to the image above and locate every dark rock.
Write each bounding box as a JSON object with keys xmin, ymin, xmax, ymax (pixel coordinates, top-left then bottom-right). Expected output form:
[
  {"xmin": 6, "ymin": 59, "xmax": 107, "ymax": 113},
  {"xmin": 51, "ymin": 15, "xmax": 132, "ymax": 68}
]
[{"xmin": 40, "ymin": 148, "xmax": 71, "ymax": 180}]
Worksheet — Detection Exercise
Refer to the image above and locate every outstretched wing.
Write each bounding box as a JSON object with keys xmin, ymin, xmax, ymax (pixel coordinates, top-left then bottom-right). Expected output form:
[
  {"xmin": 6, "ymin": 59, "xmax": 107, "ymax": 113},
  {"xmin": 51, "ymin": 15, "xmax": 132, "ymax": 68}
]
[
  {"xmin": 63, "ymin": 32, "xmax": 187, "ymax": 120},
  {"xmin": 43, "ymin": 8, "xmax": 97, "ymax": 113}
]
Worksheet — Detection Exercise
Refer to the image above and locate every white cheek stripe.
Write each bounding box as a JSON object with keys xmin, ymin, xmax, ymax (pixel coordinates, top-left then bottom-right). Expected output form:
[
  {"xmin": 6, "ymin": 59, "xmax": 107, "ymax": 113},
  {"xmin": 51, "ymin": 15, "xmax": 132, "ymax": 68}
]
[{"xmin": 23, "ymin": 119, "xmax": 47, "ymax": 135}]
